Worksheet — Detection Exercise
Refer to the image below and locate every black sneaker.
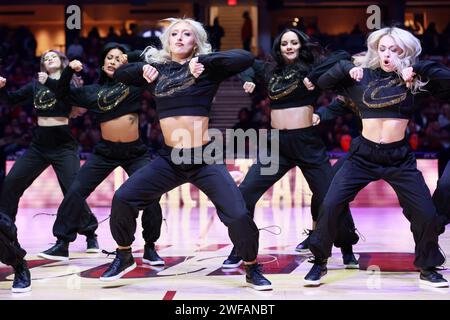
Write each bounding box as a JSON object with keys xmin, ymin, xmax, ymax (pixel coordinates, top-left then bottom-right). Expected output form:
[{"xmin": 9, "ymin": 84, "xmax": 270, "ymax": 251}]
[
  {"xmin": 341, "ymin": 246, "xmax": 359, "ymax": 269},
  {"xmin": 12, "ymin": 260, "xmax": 31, "ymax": 293},
  {"xmin": 100, "ymin": 248, "xmax": 136, "ymax": 281},
  {"xmin": 342, "ymin": 253, "xmax": 359, "ymax": 269},
  {"xmin": 222, "ymin": 247, "xmax": 243, "ymax": 268},
  {"xmin": 304, "ymin": 259, "xmax": 327, "ymax": 286},
  {"xmin": 142, "ymin": 243, "xmax": 165, "ymax": 266},
  {"xmin": 295, "ymin": 229, "xmax": 313, "ymax": 253},
  {"xmin": 38, "ymin": 240, "xmax": 69, "ymax": 261},
  {"xmin": 419, "ymin": 268, "xmax": 449, "ymax": 288},
  {"xmin": 86, "ymin": 235, "xmax": 100, "ymax": 253},
  {"xmin": 244, "ymin": 263, "xmax": 272, "ymax": 291}
]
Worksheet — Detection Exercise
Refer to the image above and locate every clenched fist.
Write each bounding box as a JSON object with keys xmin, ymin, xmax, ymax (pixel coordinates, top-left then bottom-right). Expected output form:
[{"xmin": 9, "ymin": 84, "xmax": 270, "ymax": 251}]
[
  {"xmin": 303, "ymin": 77, "xmax": 315, "ymax": 91},
  {"xmin": 243, "ymin": 81, "xmax": 256, "ymax": 93},
  {"xmin": 69, "ymin": 60, "xmax": 83, "ymax": 72},
  {"xmin": 37, "ymin": 72, "xmax": 48, "ymax": 85},
  {"xmin": 119, "ymin": 54, "xmax": 128, "ymax": 65},
  {"xmin": 312, "ymin": 113, "xmax": 321, "ymax": 126},
  {"xmin": 401, "ymin": 67, "xmax": 416, "ymax": 89},
  {"xmin": 189, "ymin": 57, "xmax": 205, "ymax": 78},
  {"xmin": 349, "ymin": 67, "xmax": 363, "ymax": 82},
  {"xmin": 0, "ymin": 76, "xmax": 6, "ymax": 88},
  {"xmin": 143, "ymin": 64, "xmax": 159, "ymax": 83}
]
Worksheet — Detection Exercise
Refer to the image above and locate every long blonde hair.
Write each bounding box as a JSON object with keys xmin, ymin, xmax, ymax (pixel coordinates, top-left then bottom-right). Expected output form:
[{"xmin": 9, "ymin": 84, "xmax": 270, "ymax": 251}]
[
  {"xmin": 359, "ymin": 27, "xmax": 427, "ymax": 93},
  {"xmin": 142, "ymin": 18, "xmax": 212, "ymax": 64}
]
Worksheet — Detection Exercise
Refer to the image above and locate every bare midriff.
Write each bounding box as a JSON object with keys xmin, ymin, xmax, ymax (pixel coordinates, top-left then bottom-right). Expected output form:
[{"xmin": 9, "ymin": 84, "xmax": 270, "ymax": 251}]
[
  {"xmin": 270, "ymin": 105, "xmax": 314, "ymax": 129},
  {"xmin": 160, "ymin": 116, "xmax": 210, "ymax": 148},
  {"xmin": 100, "ymin": 113, "xmax": 140, "ymax": 142},
  {"xmin": 361, "ymin": 118, "xmax": 409, "ymax": 144},
  {"xmin": 37, "ymin": 116, "xmax": 69, "ymax": 126}
]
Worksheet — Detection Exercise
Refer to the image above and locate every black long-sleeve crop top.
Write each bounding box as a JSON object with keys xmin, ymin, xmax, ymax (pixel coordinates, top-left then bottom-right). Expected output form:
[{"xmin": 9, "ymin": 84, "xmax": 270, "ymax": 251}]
[
  {"xmin": 0, "ymin": 77, "xmax": 72, "ymax": 117},
  {"xmin": 238, "ymin": 50, "xmax": 351, "ymax": 110},
  {"xmin": 114, "ymin": 49, "xmax": 254, "ymax": 119},
  {"xmin": 57, "ymin": 52, "xmax": 145, "ymax": 123},
  {"xmin": 317, "ymin": 60, "xmax": 450, "ymax": 120}
]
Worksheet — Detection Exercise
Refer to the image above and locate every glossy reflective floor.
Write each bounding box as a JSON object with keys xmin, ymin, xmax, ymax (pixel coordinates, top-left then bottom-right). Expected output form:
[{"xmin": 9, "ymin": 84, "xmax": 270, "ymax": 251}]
[{"xmin": 1, "ymin": 205, "xmax": 449, "ymax": 300}]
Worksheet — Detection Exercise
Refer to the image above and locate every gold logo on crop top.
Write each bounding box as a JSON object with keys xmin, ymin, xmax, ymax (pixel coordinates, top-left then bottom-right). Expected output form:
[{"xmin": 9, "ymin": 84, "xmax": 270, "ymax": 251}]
[
  {"xmin": 362, "ymin": 77, "xmax": 407, "ymax": 108},
  {"xmin": 154, "ymin": 66, "xmax": 195, "ymax": 97},
  {"xmin": 34, "ymin": 88, "xmax": 57, "ymax": 110},
  {"xmin": 268, "ymin": 70, "xmax": 300, "ymax": 100},
  {"xmin": 97, "ymin": 83, "xmax": 130, "ymax": 111}
]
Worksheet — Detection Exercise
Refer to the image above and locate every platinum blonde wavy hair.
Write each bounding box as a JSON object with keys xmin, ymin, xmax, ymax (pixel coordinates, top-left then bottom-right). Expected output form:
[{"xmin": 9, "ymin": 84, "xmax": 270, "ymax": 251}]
[
  {"xmin": 142, "ymin": 18, "xmax": 212, "ymax": 64},
  {"xmin": 358, "ymin": 27, "xmax": 427, "ymax": 93}
]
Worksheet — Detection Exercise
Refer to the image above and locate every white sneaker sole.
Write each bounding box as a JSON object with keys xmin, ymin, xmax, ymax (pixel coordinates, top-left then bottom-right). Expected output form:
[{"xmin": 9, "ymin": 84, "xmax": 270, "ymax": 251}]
[
  {"xmin": 142, "ymin": 258, "xmax": 165, "ymax": 266},
  {"xmin": 222, "ymin": 260, "xmax": 243, "ymax": 268},
  {"xmin": 419, "ymin": 279, "xmax": 449, "ymax": 288},
  {"xmin": 37, "ymin": 252, "xmax": 69, "ymax": 261},
  {"xmin": 344, "ymin": 264, "xmax": 360, "ymax": 269},
  {"xmin": 295, "ymin": 248, "xmax": 311, "ymax": 254},
  {"xmin": 86, "ymin": 248, "xmax": 101, "ymax": 253},
  {"xmin": 303, "ymin": 274, "xmax": 327, "ymax": 286},
  {"xmin": 247, "ymin": 282, "xmax": 273, "ymax": 291},
  {"xmin": 11, "ymin": 285, "xmax": 31, "ymax": 293},
  {"xmin": 99, "ymin": 262, "xmax": 137, "ymax": 282}
]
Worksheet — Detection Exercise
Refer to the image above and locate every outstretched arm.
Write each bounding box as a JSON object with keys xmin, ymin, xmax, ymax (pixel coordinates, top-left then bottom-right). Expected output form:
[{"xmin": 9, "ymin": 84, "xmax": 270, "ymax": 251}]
[
  {"xmin": 316, "ymin": 96, "xmax": 355, "ymax": 123},
  {"xmin": 409, "ymin": 60, "xmax": 450, "ymax": 99},
  {"xmin": 237, "ymin": 59, "xmax": 269, "ymax": 94},
  {"xmin": 307, "ymin": 50, "xmax": 352, "ymax": 86},
  {"xmin": 114, "ymin": 62, "xmax": 156, "ymax": 87},
  {"xmin": 125, "ymin": 50, "xmax": 144, "ymax": 63},
  {"xmin": 55, "ymin": 64, "xmax": 96, "ymax": 109},
  {"xmin": 317, "ymin": 60, "xmax": 358, "ymax": 91},
  {"xmin": 197, "ymin": 49, "xmax": 255, "ymax": 81},
  {"xmin": 238, "ymin": 59, "xmax": 268, "ymax": 83},
  {"xmin": 54, "ymin": 60, "xmax": 83, "ymax": 100},
  {"xmin": 0, "ymin": 77, "xmax": 34, "ymax": 106}
]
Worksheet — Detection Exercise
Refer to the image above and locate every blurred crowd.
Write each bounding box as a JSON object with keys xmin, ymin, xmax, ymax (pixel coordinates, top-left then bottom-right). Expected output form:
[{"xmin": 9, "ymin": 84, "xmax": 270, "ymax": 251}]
[{"xmin": 0, "ymin": 21, "xmax": 449, "ymax": 177}]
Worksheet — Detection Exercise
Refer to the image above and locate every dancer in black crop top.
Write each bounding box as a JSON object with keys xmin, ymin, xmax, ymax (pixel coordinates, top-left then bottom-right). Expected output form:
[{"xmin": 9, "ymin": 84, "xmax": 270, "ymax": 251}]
[
  {"xmin": 38, "ymin": 43, "xmax": 164, "ymax": 268},
  {"xmin": 218, "ymin": 29, "xmax": 359, "ymax": 268},
  {"xmin": 100, "ymin": 18, "xmax": 272, "ymax": 291},
  {"xmin": 433, "ymin": 162, "xmax": 450, "ymax": 226},
  {"xmin": 0, "ymin": 50, "xmax": 98, "ymax": 293},
  {"xmin": 304, "ymin": 27, "xmax": 450, "ymax": 288},
  {"xmin": 315, "ymin": 95, "xmax": 450, "ymax": 248},
  {"xmin": 114, "ymin": 46, "xmax": 254, "ymax": 119}
]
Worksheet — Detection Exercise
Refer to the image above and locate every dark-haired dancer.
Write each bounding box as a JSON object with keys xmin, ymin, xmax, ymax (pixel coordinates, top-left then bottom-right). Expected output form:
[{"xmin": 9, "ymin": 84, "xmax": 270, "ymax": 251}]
[
  {"xmin": 221, "ymin": 29, "xmax": 360, "ymax": 269},
  {"xmin": 39, "ymin": 43, "xmax": 164, "ymax": 266},
  {"xmin": 304, "ymin": 27, "xmax": 450, "ymax": 287},
  {"xmin": 99, "ymin": 18, "xmax": 272, "ymax": 290},
  {"xmin": 0, "ymin": 50, "xmax": 98, "ymax": 293}
]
